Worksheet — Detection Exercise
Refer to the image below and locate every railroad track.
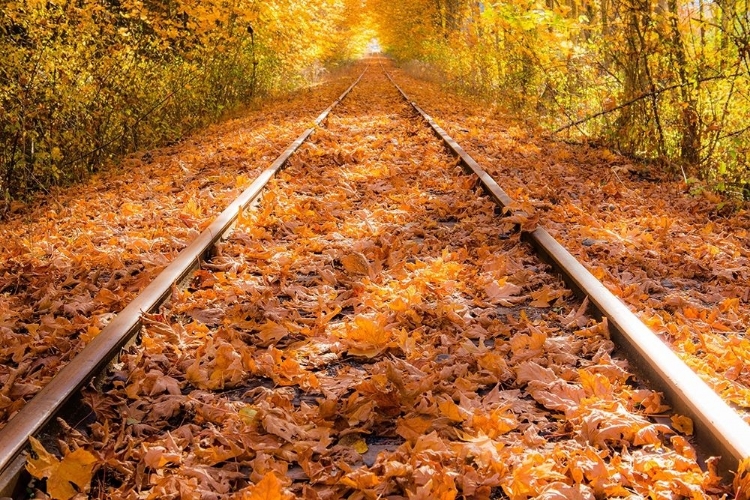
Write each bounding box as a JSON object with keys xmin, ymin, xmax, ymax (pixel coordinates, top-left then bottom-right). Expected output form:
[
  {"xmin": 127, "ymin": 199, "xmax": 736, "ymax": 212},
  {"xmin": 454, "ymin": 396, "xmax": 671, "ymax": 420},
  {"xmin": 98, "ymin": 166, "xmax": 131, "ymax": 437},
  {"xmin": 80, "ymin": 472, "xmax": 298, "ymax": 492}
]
[{"xmin": 0, "ymin": 60, "xmax": 749, "ymax": 498}]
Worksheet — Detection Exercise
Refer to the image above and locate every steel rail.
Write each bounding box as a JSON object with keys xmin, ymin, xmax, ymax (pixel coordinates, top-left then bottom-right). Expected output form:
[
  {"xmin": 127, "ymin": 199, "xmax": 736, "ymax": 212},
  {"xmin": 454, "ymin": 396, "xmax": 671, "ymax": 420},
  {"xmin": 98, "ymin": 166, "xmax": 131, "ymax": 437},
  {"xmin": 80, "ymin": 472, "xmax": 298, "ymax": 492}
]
[
  {"xmin": 383, "ymin": 68, "xmax": 750, "ymax": 479},
  {"xmin": 0, "ymin": 68, "xmax": 367, "ymax": 491}
]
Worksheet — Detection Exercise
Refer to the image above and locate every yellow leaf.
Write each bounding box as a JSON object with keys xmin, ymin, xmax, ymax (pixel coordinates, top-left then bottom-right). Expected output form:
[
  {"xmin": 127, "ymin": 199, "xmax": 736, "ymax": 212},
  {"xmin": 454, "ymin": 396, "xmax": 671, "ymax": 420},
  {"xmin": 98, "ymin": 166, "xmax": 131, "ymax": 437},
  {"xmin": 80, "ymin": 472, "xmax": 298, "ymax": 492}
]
[
  {"xmin": 182, "ymin": 198, "xmax": 202, "ymax": 217},
  {"xmin": 240, "ymin": 405, "xmax": 260, "ymax": 425},
  {"xmin": 670, "ymin": 435, "xmax": 697, "ymax": 461},
  {"xmin": 26, "ymin": 436, "xmax": 58, "ymax": 480},
  {"xmin": 389, "ymin": 285, "xmax": 422, "ymax": 311},
  {"xmin": 671, "ymin": 414, "xmax": 694, "ymax": 435},
  {"xmin": 529, "ymin": 285, "xmax": 563, "ymax": 308},
  {"xmin": 27, "ymin": 437, "xmax": 96, "ymax": 500},
  {"xmin": 339, "ymin": 433, "xmax": 370, "ymax": 454},
  {"xmin": 737, "ymin": 458, "xmax": 750, "ymax": 500},
  {"xmin": 338, "ymin": 469, "xmax": 381, "ymax": 489},
  {"xmin": 578, "ymin": 369, "xmax": 613, "ymax": 399},
  {"xmin": 352, "ymin": 438, "xmax": 369, "ymax": 454},
  {"xmin": 471, "ymin": 408, "xmax": 517, "ymax": 438}
]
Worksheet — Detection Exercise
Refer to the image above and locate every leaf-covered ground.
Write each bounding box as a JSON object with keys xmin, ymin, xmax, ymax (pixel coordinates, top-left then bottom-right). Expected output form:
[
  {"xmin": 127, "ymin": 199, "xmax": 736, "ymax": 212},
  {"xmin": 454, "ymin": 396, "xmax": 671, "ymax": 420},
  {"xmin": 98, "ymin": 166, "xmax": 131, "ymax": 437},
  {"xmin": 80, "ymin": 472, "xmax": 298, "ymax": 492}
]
[
  {"xmin": 26, "ymin": 66, "xmax": 728, "ymax": 499},
  {"xmin": 390, "ymin": 67, "xmax": 750, "ymax": 418},
  {"xmin": 0, "ymin": 69, "xmax": 359, "ymax": 426}
]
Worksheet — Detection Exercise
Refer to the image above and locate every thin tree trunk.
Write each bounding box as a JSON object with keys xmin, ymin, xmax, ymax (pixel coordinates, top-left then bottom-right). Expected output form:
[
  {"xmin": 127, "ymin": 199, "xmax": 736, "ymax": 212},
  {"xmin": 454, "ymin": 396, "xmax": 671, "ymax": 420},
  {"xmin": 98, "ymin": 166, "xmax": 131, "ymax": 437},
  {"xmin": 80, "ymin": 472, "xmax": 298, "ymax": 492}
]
[{"xmin": 668, "ymin": 0, "xmax": 700, "ymax": 165}]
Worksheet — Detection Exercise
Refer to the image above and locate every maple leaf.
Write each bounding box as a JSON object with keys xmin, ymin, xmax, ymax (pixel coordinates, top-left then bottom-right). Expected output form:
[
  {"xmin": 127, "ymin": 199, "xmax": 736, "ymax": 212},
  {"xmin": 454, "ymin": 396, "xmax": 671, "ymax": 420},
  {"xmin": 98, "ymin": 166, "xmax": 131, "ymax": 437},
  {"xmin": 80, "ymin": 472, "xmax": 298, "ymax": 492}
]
[
  {"xmin": 438, "ymin": 396, "xmax": 466, "ymax": 422},
  {"xmin": 569, "ymin": 448, "xmax": 611, "ymax": 494},
  {"xmin": 515, "ymin": 361, "xmax": 557, "ymax": 386},
  {"xmin": 529, "ymin": 285, "xmax": 564, "ymax": 308},
  {"xmin": 633, "ymin": 423, "xmax": 674, "ymax": 446},
  {"xmin": 477, "ymin": 351, "xmax": 512, "ymax": 380},
  {"xmin": 256, "ymin": 321, "xmax": 289, "ymax": 345},
  {"xmin": 262, "ymin": 412, "xmax": 305, "ymax": 442},
  {"xmin": 410, "ymin": 474, "xmax": 458, "ymax": 500},
  {"xmin": 670, "ymin": 435, "xmax": 697, "ymax": 461},
  {"xmin": 578, "ymin": 369, "xmax": 613, "ymax": 399},
  {"xmin": 484, "ymin": 279, "xmax": 524, "ymax": 306},
  {"xmin": 143, "ymin": 445, "xmax": 181, "ymax": 469},
  {"xmin": 529, "ymin": 382, "xmax": 586, "ymax": 415},
  {"xmin": 342, "ymin": 315, "xmax": 393, "ymax": 357},
  {"xmin": 581, "ymin": 406, "xmax": 673, "ymax": 448},
  {"xmin": 389, "ymin": 284, "xmax": 422, "ymax": 312},
  {"xmin": 240, "ymin": 471, "xmax": 291, "ymax": 500},
  {"xmin": 148, "ymin": 395, "xmax": 183, "ymax": 422},
  {"xmin": 338, "ymin": 469, "xmax": 381, "ymax": 490},
  {"xmin": 470, "ymin": 407, "xmax": 518, "ymax": 438},
  {"xmin": 341, "ymin": 252, "xmax": 372, "ymax": 277},
  {"xmin": 503, "ymin": 454, "xmax": 567, "ymax": 499},
  {"xmin": 563, "ymin": 296, "xmax": 590, "ymax": 328},
  {"xmin": 397, "ymin": 416, "xmax": 433, "ymax": 442},
  {"xmin": 27, "ymin": 437, "xmax": 97, "ymax": 500}
]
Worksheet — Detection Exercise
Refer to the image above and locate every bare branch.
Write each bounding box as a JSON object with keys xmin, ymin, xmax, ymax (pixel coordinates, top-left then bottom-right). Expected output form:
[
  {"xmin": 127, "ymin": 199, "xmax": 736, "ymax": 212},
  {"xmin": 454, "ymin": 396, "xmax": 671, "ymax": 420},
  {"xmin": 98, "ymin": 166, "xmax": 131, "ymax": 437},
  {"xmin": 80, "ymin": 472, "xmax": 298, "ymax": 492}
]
[{"xmin": 553, "ymin": 73, "xmax": 744, "ymax": 135}]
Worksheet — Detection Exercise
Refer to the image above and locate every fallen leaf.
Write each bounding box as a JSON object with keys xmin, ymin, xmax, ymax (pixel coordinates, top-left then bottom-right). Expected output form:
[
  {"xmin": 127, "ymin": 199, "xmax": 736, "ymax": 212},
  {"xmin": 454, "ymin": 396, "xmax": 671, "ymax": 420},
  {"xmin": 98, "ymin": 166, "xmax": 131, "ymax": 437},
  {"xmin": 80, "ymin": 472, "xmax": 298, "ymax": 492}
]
[
  {"xmin": 341, "ymin": 252, "xmax": 371, "ymax": 277},
  {"xmin": 671, "ymin": 414, "xmax": 693, "ymax": 435},
  {"xmin": 27, "ymin": 437, "xmax": 97, "ymax": 500},
  {"xmin": 243, "ymin": 471, "xmax": 289, "ymax": 500}
]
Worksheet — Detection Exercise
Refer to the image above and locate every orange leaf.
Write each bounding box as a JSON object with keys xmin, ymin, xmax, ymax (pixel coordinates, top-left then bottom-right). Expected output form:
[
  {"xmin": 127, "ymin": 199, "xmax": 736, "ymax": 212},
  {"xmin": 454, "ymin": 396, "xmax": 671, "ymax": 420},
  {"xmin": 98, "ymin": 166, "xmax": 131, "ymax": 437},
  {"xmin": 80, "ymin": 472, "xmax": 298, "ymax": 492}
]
[
  {"xmin": 243, "ymin": 472, "xmax": 289, "ymax": 500},
  {"xmin": 341, "ymin": 252, "xmax": 371, "ymax": 277},
  {"xmin": 257, "ymin": 321, "xmax": 289, "ymax": 345},
  {"xmin": 438, "ymin": 397, "xmax": 465, "ymax": 422},
  {"xmin": 27, "ymin": 437, "xmax": 97, "ymax": 500},
  {"xmin": 736, "ymin": 458, "xmax": 750, "ymax": 500},
  {"xmin": 143, "ymin": 446, "xmax": 181, "ymax": 469},
  {"xmin": 343, "ymin": 316, "xmax": 392, "ymax": 357},
  {"xmin": 396, "ymin": 416, "xmax": 433, "ymax": 442},
  {"xmin": 529, "ymin": 285, "xmax": 563, "ymax": 308}
]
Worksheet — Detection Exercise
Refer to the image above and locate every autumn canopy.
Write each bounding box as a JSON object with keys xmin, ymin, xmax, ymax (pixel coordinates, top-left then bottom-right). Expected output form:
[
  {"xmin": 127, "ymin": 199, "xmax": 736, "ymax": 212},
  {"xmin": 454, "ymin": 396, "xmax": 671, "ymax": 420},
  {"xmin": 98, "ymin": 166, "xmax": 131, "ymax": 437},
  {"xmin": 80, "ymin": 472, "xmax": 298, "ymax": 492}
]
[{"xmin": 2, "ymin": 0, "xmax": 750, "ymax": 203}]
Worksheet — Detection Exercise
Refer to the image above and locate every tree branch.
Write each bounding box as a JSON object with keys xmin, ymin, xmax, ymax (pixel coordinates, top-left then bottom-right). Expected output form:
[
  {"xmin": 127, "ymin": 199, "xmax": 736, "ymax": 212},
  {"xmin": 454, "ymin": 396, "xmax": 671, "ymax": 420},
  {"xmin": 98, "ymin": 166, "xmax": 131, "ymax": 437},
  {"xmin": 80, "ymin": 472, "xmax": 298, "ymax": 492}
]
[{"xmin": 552, "ymin": 73, "xmax": 743, "ymax": 135}]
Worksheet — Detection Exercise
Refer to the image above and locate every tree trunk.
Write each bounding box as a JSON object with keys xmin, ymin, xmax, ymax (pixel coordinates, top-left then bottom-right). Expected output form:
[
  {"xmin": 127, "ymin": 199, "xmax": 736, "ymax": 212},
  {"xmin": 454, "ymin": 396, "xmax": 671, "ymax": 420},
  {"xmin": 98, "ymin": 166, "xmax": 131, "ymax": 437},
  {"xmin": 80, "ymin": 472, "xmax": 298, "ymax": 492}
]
[{"xmin": 667, "ymin": 0, "xmax": 700, "ymax": 165}]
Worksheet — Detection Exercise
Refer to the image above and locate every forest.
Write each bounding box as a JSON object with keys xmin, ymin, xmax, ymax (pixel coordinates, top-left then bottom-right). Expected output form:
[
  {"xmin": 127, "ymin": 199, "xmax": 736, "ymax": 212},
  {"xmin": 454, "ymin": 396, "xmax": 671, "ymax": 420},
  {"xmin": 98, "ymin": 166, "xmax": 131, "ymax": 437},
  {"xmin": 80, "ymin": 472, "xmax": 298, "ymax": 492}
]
[{"xmin": 1, "ymin": 0, "xmax": 749, "ymax": 206}]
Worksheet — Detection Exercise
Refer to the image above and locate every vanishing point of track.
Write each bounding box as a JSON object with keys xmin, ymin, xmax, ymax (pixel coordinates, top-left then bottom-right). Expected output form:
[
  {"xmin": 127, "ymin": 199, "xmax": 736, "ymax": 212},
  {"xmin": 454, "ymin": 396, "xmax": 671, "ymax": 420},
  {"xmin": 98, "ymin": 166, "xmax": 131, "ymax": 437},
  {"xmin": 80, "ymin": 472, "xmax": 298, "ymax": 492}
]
[{"xmin": 1, "ymin": 60, "xmax": 749, "ymax": 497}]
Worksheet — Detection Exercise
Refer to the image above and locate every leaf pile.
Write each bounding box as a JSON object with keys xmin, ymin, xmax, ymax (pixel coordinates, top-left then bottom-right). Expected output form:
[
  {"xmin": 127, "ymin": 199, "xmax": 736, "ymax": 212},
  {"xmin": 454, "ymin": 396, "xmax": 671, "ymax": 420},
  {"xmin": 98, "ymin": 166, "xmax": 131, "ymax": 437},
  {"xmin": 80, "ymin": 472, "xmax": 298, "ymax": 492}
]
[
  {"xmin": 0, "ymin": 70, "xmax": 359, "ymax": 428},
  {"xmin": 390, "ymin": 67, "xmax": 750, "ymax": 418},
  {"xmin": 39, "ymin": 66, "xmax": 726, "ymax": 499}
]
